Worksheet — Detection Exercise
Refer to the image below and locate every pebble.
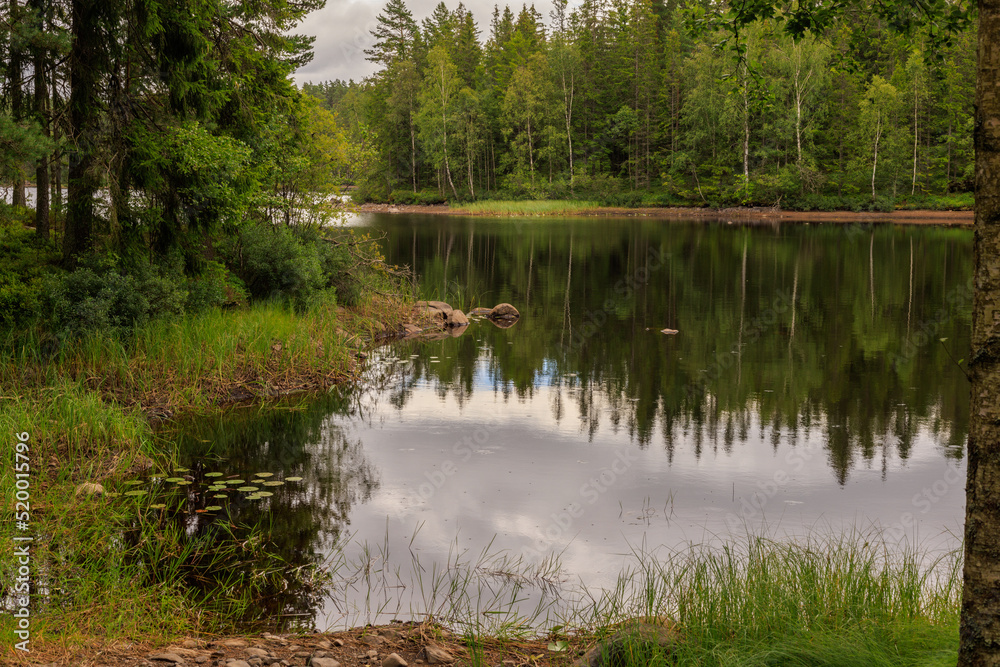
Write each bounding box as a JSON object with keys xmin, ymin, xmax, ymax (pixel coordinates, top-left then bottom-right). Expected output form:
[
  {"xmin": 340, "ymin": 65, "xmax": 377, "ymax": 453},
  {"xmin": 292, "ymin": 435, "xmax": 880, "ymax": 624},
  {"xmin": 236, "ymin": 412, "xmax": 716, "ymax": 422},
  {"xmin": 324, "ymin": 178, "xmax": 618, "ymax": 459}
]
[
  {"xmin": 383, "ymin": 653, "xmax": 408, "ymax": 667},
  {"xmin": 317, "ymin": 640, "xmax": 332, "ymax": 650},
  {"xmin": 332, "ymin": 639, "xmax": 345, "ymax": 647},
  {"xmin": 181, "ymin": 640, "xmax": 200, "ymax": 649},
  {"xmin": 225, "ymin": 661, "xmax": 251, "ymax": 667},
  {"xmin": 367, "ymin": 650, "xmax": 379, "ymax": 660},
  {"xmin": 149, "ymin": 653, "xmax": 185, "ymax": 664},
  {"xmin": 422, "ymin": 645, "xmax": 455, "ymax": 664},
  {"xmin": 223, "ymin": 639, "xmax": 249, "ymax": 648},
  {"xmin": 247, "ymin": 648, "xmax": 270, "ymax": 658},
  {"xmin": 308, "ymin": 658, "xmax": 341, "ymax": 667}
]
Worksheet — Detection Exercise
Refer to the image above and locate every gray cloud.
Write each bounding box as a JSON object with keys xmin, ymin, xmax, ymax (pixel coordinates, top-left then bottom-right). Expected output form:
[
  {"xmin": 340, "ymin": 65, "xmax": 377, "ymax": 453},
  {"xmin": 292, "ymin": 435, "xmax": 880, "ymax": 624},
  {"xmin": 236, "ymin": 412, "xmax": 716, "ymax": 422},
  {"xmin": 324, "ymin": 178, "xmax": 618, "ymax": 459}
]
[{"xmin": 293, "ymin": 0, "xmax": 557, "ymax": 84}]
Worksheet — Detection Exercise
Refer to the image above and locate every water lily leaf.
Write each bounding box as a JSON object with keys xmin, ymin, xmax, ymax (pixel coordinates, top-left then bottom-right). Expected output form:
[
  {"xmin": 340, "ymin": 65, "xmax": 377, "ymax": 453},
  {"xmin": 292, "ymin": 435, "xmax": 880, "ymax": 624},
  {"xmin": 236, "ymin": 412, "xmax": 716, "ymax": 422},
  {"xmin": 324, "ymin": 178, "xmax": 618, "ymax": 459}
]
[
  {"xmin": 175, "ymin": 480, "xmax": 192, "ymax": 485},
  {"xmin": 124, "ymin": 480, "xmax": 145, "ymax": 486},
  {"xmin": 173, "ymin": 467, "xmax": 190, "ymax": 473},
  {"xmin": 226, "ymin": 479, "xmax": 246, "ymax": 485},
  {"xmin": 256, "ymin": 491, "xmax": 274, "ymax": 498},
  {"xmin": 285, "ymin": 476, "xmax": 303, "ymax": 482},
  {"xmin": 205, "ymin": 506, "xmax": 223, "ymax": 512},
  {"xmin": 246, "ymin": 494, "xmax": 262, "ymax": 500},
  {"xmin": 106, "ymin": 492, "xmax": 121, "ymax": 498},
  {"xmin": 547, "ymin": 641, "xmax": 569, "ymax": 652},
  {"xmin": 262, "ymin": 481, "xmax": 283, "ymax": 487},
  {"xmin": 237, "ymin": 486, "xmax": 259, "ymax": 492},
  {"xmin": 213, "ymin": 494, "xmax": 228, "ymax": 499},
  {"xmin": 165, "ymin": 477, "xmax": 186, "ymax": 483},
  {"xmin": 149, "ymin": 503, "xmax": 166, "ymax": 509},
  {"xmin": 124, "ymin": 490, "xmax": 148, "ymax": 497},
  {"xmin": 204, "ymin": 472, "xmax": 224, "ymax": 477},
  {"xmin": 254, "ymin": 472, "xmax": 275, "ymax": 478}
]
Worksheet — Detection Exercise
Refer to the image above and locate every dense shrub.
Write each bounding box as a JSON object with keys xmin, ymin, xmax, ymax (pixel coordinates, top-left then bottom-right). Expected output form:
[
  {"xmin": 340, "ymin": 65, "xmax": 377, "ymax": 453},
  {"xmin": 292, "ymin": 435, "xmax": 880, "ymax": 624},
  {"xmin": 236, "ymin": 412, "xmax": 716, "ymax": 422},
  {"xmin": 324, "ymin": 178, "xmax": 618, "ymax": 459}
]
[
  {"xmin": 0, "ymin": 212, "xmax": 59, "ymax": 330},
  {"xmin": 219, "ymin": 222, "xmax": 327, "ymax": 307},
  {"xmin": 184, "ymin": 260, "xmax": 247, "ymax": 312}
]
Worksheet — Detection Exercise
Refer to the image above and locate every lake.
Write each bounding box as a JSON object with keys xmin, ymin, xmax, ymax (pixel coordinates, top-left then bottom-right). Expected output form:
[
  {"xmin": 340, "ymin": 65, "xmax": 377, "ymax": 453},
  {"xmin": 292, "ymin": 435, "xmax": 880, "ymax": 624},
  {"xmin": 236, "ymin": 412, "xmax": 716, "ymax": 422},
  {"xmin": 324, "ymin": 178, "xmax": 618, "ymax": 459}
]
[{"xmin": 169, "ymin": 214, "xmax": 972, "ymax": 631}]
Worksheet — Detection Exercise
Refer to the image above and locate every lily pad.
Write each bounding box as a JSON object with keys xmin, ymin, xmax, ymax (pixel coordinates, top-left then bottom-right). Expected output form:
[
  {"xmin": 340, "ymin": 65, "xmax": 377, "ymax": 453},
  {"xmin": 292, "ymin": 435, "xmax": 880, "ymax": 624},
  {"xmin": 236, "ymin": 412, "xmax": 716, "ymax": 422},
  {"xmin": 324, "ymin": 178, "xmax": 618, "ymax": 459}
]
[
  {"xmin": 262, "ymin": 481, "xmax": 284, "ymax": 487},
  {"xmin": 149, "ymin": 503, "xmax": 166, "ymax": 509},
  {"xmin": 173, "ymin": 467, "xmax": 190, "ymax": 473},
  {"xmin": 254, "ymin": 472, "xmax": 275, "ymax": 478},
  {"xmin": 205, "ymin": 505, "xmax": 223, "ymax": 512},
  {"xmin": 106, "ymin": 492, "xmax": 121, "ymax": 498},
  {"xmin": 175, "ymin": 480, "xmax": 192, "ymax": 485},
  {"xmin": 285, "ymin": 476, "xmax": 303, "ymax": 482},
  {"xmin": 237, "ymin": 486, "xmax": 259, "ymax": 492},
  {"xmin": 124, "ymin": 490, "xmax": 148, "ymax": 497},
  {"xmin": 204, "ymin": 472, "xmax": 224, "ymax": 478},
  {"xmin": 124, "ymin": 480, "xmax": 145, "ymax": 486},
  {"xmin": 225, "ymin": 479, "xmax": 246, "ymax": 485},
  {"xmin": 165, "ymin": 477, "xmax": 186, "ymax": 483},
  {"xmin": 245, "ymin": 494, "xmax": 263, "ymax": 500},
  {"xmin": 256, "ymin": 491, "xmax": 274, "ymax": 498},
  {"xmin": 213, "ymin": 494, "xmax": 228, "ymax": 499}
]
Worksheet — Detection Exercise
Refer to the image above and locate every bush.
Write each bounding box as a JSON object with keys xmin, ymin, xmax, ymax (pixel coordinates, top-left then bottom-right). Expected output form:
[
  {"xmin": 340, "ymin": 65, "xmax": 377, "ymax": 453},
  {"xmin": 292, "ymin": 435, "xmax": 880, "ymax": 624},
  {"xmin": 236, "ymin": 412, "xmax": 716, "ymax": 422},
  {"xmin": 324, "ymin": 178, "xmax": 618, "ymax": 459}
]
[
  {"xmin": 220, "ymin": 222, "xmax": 327, "ymax": 307},
  {"xmin": 184, "ymin": 260, "xmax": 247, "ymax": 312}
]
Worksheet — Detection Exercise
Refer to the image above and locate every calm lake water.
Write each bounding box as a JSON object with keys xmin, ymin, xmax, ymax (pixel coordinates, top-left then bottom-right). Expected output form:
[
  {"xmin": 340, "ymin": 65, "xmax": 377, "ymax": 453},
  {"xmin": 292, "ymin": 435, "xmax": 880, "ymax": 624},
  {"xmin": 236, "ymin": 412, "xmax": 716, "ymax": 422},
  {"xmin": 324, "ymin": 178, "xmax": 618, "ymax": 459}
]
[{"xmin": 171, "ymin": 214, "xmax": 972, "ymax": 631}]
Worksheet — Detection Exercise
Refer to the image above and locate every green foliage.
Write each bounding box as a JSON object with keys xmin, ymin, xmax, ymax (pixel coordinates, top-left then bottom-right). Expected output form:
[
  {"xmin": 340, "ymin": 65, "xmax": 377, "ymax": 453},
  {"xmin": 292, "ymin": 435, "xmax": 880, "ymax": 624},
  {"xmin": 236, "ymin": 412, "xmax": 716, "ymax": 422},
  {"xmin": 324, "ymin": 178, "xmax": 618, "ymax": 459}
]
[
  {"xmin": 0, "ymin": 212, "xmax": 58, "ymax": 329},
  {"xmin": 389, "ymin": 189, "xmax": 448, "ymax": 205},
  {"xmin": 219, "ymin": 222, "xmax": 327, "ymax": 307}
]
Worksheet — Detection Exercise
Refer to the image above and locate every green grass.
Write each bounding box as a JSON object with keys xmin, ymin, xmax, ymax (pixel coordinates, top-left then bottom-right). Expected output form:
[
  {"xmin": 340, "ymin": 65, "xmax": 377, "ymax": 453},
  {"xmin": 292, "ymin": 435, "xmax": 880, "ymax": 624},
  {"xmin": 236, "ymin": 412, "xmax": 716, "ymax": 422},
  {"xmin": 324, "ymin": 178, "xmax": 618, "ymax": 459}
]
[{"xmin": 452, "ymin": 200, "xmax": 602, "ymax": 216}]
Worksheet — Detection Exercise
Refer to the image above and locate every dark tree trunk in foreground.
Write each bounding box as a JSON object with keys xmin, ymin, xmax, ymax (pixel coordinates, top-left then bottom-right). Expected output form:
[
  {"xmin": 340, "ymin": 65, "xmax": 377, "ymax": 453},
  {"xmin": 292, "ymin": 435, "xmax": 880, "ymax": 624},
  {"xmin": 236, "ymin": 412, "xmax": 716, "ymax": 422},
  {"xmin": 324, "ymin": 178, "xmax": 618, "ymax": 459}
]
[
  {"xmin": 64, "ymin": 0, "xmax": 100, "ymax": 260},
  {"xmin": 960, "ymin": 1, "xmax": 1000, "ymax": 664},
  {"xmin": 31, "ymin": 0, "xmax": 49, "ymax": 239}
]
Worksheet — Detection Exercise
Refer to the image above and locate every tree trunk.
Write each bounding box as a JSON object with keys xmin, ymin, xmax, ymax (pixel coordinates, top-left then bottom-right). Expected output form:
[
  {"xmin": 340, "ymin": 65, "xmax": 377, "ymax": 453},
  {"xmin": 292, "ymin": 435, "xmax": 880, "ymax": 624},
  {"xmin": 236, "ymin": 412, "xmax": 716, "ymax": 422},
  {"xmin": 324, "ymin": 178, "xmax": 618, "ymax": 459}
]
[
  {"xmin": 65, "ymin": 0, "xmax": 101, "ymax": 261},
  {"xmin": 31, "ymin": 0, "xmax": 49, "ymax": 239},
  {"xmin": 912, "ymin": 83, "xmax": 918, "ymax": 196},
  {"xmin": 959, "ymin": 2, "xmax": 1000, "ymax": 664},
  {"xmin": 9, "ymin": 0, "xmax": 26, "ymax": 208},
  {"xmin": 871, "ymin": 115, "xmax": 881, "ymax": 200}
]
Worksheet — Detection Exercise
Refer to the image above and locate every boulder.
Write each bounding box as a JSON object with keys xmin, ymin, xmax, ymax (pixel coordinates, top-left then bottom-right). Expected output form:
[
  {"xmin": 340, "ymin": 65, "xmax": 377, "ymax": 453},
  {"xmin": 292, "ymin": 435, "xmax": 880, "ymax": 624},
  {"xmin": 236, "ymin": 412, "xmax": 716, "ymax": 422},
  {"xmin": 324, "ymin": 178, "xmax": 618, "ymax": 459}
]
[
  {"xmin": 382, "ymin": 653, "xmax": 408, "ymax": 667},
  {"xmin": 446, "ymin": 309, "xmax": 469, "ymax": 327},
  {"xmin": 415, "ymin": 300, "xmax": 453, "ymax": 316},
  {"xmin": 468, "ymin": 307, "xmax": 493, "ymax": 317},
  {"xmin": 488, "ymin": 303, "xmax": 519, "ymax": 320},
  {"xmin": 577, "ymin": 618, "xmax": 679, "ymax": 667},
  {"xmin": 421, "ymin": 645, "xmax": 455, "ymax": 664}
]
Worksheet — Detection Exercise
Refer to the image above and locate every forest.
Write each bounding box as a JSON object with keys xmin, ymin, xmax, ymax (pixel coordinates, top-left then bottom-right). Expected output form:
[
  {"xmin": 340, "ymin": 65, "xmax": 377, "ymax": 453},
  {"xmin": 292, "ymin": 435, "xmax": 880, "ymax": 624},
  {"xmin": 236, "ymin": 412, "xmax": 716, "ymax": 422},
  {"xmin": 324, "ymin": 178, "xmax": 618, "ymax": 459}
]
[{"xmin": 305, "ymin": 0, "xmax": 977, "ymax": 210}]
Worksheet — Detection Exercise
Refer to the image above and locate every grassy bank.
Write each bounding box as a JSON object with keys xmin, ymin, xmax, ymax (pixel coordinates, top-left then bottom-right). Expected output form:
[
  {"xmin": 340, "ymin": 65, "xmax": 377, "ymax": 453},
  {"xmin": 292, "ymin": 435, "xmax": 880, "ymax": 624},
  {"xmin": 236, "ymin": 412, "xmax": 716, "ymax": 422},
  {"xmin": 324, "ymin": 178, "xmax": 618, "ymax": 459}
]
[{"xmin": 451, "ymin": 200, "xmax": 602, "ymax": 216}]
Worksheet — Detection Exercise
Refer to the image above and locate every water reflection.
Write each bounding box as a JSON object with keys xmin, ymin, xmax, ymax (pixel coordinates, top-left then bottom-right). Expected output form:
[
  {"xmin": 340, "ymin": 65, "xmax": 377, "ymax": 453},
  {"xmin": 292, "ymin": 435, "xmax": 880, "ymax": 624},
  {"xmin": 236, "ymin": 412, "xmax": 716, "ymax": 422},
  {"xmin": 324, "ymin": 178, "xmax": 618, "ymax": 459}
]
[{"xmin": 166, "ymin": 215, "xmax": 971, "ymax": 630}]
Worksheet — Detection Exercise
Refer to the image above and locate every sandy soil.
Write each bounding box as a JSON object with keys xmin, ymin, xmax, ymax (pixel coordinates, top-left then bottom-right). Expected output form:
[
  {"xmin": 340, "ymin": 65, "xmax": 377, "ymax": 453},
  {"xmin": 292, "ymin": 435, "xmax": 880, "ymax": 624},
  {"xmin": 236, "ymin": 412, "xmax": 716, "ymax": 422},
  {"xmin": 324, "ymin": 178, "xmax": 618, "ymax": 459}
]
[{"xmin": 358, "ymin": 203, "xmax": 973, "ymax": 226}]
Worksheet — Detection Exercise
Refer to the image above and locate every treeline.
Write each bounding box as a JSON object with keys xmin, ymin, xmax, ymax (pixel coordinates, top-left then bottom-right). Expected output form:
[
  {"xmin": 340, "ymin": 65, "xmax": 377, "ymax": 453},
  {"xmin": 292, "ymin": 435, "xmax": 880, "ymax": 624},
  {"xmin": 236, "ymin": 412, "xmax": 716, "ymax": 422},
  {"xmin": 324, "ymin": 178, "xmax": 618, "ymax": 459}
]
[
  {"xmin": 304, "ymin": 0, "xmax": 976, "ymax": 209},
  {"xmin": 0, "ymin": 1, "xmax": 375, "ymax": 337}
]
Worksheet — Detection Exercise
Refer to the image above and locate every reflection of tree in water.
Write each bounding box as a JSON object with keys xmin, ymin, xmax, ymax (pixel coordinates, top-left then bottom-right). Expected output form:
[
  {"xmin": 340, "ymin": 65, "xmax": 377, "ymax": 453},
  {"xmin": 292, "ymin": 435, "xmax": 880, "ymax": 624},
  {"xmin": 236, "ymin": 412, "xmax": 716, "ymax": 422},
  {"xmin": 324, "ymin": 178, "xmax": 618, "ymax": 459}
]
[
  {"xmin": 373, "ymin": 215, "xmax": 971, "ymax": 484},
  {"xmin": 125, "ymin": 395, "xmax": 383, "ymax": 630}
]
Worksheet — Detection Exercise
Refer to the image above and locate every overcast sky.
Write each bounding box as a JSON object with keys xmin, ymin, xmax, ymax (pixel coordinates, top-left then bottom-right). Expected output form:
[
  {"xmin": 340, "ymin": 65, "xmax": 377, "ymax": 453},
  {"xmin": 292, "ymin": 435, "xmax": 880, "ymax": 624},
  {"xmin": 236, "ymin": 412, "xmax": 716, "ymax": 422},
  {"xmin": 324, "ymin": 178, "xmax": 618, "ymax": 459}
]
[{"xmin": 293, "ymin": 0, "xmax": 558, "ymax": 84}]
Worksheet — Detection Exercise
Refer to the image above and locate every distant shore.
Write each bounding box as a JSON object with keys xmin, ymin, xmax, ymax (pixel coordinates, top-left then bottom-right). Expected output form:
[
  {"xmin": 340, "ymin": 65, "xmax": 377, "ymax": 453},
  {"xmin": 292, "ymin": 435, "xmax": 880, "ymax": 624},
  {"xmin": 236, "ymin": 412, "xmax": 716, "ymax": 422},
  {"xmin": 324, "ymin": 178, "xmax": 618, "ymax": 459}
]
[{"xmin": 359, "ymin": 202, "xmax": 974, "ymax": 226}]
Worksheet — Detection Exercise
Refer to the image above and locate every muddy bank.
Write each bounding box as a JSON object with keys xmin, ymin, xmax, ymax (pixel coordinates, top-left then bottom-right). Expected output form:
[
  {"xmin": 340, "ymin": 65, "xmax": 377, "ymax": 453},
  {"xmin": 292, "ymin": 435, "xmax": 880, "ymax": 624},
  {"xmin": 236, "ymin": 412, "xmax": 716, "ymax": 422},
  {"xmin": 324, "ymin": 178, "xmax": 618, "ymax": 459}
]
[{"xmin": 359, "ymin": 202, "xmax": 974, "ymax": 226}]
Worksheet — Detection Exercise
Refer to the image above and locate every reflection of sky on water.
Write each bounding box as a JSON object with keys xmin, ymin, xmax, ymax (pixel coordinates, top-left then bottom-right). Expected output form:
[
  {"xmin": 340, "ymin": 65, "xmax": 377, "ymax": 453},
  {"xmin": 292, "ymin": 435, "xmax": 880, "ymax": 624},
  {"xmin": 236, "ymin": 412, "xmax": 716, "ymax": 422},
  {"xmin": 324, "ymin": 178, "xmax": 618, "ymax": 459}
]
[{"xmin": 318, "ymin": 346, "xmax": 965, "ymax": 630}]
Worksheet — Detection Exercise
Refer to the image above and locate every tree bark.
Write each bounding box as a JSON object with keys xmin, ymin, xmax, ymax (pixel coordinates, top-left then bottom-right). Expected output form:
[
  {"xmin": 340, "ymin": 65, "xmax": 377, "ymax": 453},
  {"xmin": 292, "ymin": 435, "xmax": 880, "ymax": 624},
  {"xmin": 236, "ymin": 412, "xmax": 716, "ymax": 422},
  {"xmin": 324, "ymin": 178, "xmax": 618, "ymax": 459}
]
[
  {"xmin": 65, "ymin": 0, "xmax": 101, "ymax": 261},
  {"xmin": 31, "ymin": 0, "xmax": 49, "ymax": 239},
  {"xmin": 960, "ymin": 1, "xmax": 1000, "ymax": 664},
  {"xmin": 9, "ymin": 0, "xmax": 26, "ymax": 208}
]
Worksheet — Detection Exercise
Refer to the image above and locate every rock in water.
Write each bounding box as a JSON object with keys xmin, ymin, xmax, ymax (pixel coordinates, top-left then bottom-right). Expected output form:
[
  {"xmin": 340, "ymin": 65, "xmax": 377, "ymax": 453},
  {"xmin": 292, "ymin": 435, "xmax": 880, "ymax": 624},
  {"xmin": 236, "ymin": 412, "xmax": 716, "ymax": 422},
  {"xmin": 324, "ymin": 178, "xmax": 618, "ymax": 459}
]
[
  {"xmin": 488, "ymin": 303, "xmax": 519, "ymax": 320},
  {"xmin": 446, "ymin": 309, "xmax": 469, "ymax": 327},
  {"xmin": 468, "ymin": 307, "xmax": 493, "ymax": 316},
  {"xmin": 415, "ymin": 300, "xmax": 454, "ymax": 316},
  {"xmin": 660, "ymin": 328, "xmax": 678, "ymax": 335}
]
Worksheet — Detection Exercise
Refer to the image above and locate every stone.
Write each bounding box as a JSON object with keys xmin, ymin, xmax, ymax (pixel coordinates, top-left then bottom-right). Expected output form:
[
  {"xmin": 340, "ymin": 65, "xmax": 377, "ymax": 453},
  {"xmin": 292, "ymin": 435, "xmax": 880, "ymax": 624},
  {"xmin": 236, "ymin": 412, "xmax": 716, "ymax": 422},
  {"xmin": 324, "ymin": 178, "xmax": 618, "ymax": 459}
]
[
  {"xmin": 577, "ymin": 618, "xmax": 679, "ymax": 667},
  {"xmin": 361, "ymin": 634, "xmax": 385, "ymax": 646},
  {"xmin": 415, "ymin": 300, "xmax": 453, "ymax": 316},
  {"xmin": 222, "ymin": 640, "xmax": 249, "ymax": 648},
  {"xmin": 75, "ymin": 482, "xmax": 105, "ymax": 497},
  {"xmin": 445, "ymin": 309, "xmax": 469, "ymax": 327},
  {"xmin": 149, "ymin": 653, "xmax": 185, "ymax": 664},
  {"xmin": 488, "ymin": 303, "xmax": 519, "ymax": 320},
  {"xmin": 192, "ymin": 657, "xmax": 210, "ymax": 665},
  {"xmin": 382, "ymin": 653, "xmax": 408, "ymax": 667},
  {"xmin": 225, "ymin": 661, "xmax": 251, "ymax": 667},
  {"xmin": 181, "ymin": 640, "xmax": 200, "ymax": 649},
  {"xmin": 378, "ymin": 628, "xmax": 404, "ymax": 642},
  {"xmin": 246, "ymin": 648, "xmax": 270, "ymax": 658},
  {"xmin": 660, "ymin": 328, "xmax": 679, "ymax": 335},
  {"xmin": 367, "ymin": 650, "xmax": 380, "ymax": 660},
  {"xmin": 316, "ymin": 640, "xmax": 332, "ymax": 650},
  {"xmin": 307, "ymin": 658, "xmax": 340, "ymax": 667},
  {"xmin": 332, "ymin": 638, "xmax": 345, "ymax": 647},
  {"xmin": 468, "ymin": 307, "xmax": 493, "ymax": 317},
  {"xmin": 421, "ymin": 645, "xmax": 454, "ymax": 664}
]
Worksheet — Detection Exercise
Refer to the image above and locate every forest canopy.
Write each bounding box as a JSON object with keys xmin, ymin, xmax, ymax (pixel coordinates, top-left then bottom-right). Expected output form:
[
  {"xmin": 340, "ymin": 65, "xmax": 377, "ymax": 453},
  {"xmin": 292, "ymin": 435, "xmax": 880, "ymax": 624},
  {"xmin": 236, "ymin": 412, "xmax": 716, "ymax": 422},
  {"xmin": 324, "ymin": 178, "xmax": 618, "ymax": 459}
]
[{"xmin": 304, "ymin": 0, "xmax": 976, "ymax": 210}]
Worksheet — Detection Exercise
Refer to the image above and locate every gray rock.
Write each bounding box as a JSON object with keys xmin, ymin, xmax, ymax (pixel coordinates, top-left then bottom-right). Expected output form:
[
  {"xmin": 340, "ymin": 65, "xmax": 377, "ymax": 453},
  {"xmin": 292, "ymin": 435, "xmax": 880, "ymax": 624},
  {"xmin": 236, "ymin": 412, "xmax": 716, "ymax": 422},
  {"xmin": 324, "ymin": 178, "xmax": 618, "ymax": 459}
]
[
  {"xmin": 75, "ymin": 482, "xmax": 105, "ymax": 497},
  {"xmin": 421, "ymin": 645, "xmax": 454, "ymax": 664},
  {"xmin": 378, "ymin": 628, "xmax": 404, "ymax": 642},
  {"xmin": 192, "ymin": 657, "xmax": 210, "ymax": 665},
  {"xmin": 488, "ymin": 303, "xmax": 519, "ymax": 320},
  {"xmin": 316, "ymin": 640, "xmax": 332, "ymax": 650},
  {"xmin": 222, "ymin": 639, "xmax": 249, "ymax": 648},
  {"xmin": 181, "ymin": 640, "xmax": 200, "ymax": 649},
  {"xmin": 149, "ymin": 653, "xmax": 185, "ymax": 664},
  {"xmin": 366, "ymin": 650, "xmax": 380, "ymax": 660},
  {"xmin": 577, "ymin": 619, "xmax": 679, "ymax": 667},
  {"xmin": 246, "ymin": 648, "xmax": 270, "ymax": 658},
  {"xmin": 468, "ymin": 307, "xmax": 493, "ymax": 317},
  {"xmin": 307, "ymin": 658, "xmax": 340, "ymax": 667},
  {"xmin": 445, "ymin": 309, "xmax": 469, "ymax": 327},
  {"xmin": 416, "ymin": 300, "xmax": 453, "ymax": 316},
  {"xmin": 225, "ymin": 661, "xmax": 251, "ymax": 667},
  {"xmin": 361, "ymin": 634, "xmax": 385, "ymax": 646},
  {"xmin": 332, "ymin": 638, "xmax": 345, "ymax": 647},
  {"xmin": 382, "ymin": 653, "xmax": 408, "ymax": 667}
]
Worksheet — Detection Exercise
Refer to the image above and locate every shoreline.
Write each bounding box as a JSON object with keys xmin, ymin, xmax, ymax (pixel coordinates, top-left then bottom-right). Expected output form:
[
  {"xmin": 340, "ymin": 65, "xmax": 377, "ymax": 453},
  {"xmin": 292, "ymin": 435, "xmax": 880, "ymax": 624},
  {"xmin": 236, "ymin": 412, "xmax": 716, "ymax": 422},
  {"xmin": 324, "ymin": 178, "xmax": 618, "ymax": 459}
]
[{"xmin": 359, "ymin": 202, "xmax": 974, "ymax": 225}]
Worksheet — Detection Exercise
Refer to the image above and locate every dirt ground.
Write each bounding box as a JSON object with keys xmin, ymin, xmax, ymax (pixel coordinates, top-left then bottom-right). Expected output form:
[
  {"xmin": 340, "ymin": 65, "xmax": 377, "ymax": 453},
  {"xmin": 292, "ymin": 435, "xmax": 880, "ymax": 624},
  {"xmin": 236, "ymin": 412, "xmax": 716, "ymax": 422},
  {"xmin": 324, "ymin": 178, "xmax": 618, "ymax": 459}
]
[
  {"xmin": 358, "ymin": 203, "xmax": 973, "ymax": 226},
  {"xmin": 8, "ymin": 622, "xmax": 581, "ymax": 667}
]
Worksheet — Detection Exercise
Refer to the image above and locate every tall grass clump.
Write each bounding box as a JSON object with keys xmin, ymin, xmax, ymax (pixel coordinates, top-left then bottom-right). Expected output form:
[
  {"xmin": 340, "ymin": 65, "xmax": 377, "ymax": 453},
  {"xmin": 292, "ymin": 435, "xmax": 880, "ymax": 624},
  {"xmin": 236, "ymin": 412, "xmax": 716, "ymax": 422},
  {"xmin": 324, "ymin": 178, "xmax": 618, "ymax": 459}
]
[{"xmin": 574, "ymin": 530, "xmax": 961, "ymax": 666}]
